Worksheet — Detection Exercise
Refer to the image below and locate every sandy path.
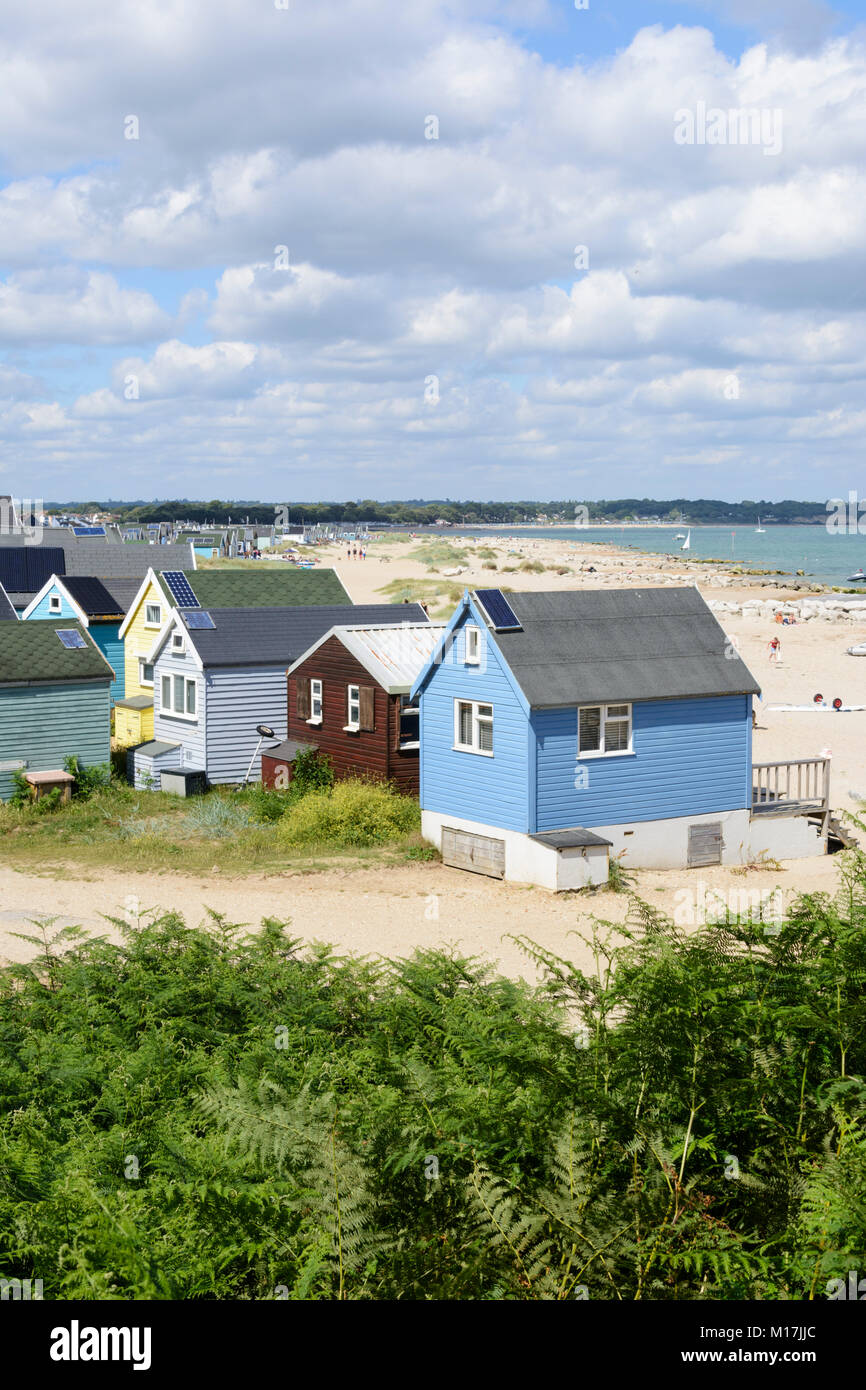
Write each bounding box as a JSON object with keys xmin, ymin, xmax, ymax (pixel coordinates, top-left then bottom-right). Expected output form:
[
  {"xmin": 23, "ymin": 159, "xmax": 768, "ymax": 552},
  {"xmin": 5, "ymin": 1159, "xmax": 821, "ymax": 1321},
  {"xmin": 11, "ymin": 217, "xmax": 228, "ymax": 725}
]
[{"xmin": 0, "ymin": 854, "xmax": 847, "ymax": 981}]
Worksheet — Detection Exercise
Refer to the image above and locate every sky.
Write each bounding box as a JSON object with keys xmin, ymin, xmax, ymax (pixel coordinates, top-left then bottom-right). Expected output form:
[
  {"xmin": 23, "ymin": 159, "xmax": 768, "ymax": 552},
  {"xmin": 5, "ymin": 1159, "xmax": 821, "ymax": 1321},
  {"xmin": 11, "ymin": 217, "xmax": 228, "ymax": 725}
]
[{"xmin": 0, "ymin": 0, "xmax": 865, "ymax": 503}]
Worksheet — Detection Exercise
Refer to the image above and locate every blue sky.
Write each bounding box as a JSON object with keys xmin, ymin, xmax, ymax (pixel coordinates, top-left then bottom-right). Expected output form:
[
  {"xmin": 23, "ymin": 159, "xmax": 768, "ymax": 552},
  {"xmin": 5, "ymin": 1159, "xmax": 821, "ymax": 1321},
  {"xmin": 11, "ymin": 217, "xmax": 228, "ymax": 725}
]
[{"xmin": 1, "ymin": 0, "xmax": 865, "ymax": 501}]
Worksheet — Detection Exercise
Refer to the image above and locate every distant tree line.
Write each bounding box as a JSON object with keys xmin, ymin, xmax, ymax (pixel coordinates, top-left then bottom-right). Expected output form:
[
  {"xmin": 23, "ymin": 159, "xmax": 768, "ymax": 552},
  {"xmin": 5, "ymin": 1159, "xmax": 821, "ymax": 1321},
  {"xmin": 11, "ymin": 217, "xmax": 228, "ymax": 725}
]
[{"xmin": 49, "ymin": 498, "xmax": 830, "ymax": 526}]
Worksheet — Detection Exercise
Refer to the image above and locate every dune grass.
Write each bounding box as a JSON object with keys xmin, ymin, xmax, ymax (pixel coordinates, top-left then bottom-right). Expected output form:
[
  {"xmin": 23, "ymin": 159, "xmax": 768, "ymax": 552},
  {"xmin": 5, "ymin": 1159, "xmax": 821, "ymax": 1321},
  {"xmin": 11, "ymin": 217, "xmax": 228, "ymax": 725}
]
[{"xmin": 0, "ymin": 780, "xmax": 428, "ymax": 876}]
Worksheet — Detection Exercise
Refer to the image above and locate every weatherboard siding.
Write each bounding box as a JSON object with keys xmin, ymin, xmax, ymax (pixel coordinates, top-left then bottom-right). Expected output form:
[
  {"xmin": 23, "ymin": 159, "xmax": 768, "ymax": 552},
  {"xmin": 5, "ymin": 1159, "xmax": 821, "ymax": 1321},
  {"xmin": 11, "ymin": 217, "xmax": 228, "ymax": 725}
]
[
  {"xmin": 205, "ymin": 665, "xmax": 289, "ymax": 784},
  {"xmin": 288, "ymin": 636, "xmax": 413, "ymax": 789},
  {"xmin": 533, "ymin": 694, "xmax": 751, "ymax": 831},
  {"xmin": 152, "ymin": 648, "xmax": 207, "ymax": 772},
  {"xmin": 90, "ymin": 624, "xmax": 124, "ymax": 701},
  {"xmin": 26, "ymin": 588, "xmax": 77, "ymax": 621},
  {"xmin": 0, "ymin": 681, "xmax": 110, "ymax": 801},
  {"xmin": 418, "ymin": 607, "xmax": 529, "ymax": 832},
  {"xmin": 123, "ymin": 578, "xmax": 167, "ymax": 699}
]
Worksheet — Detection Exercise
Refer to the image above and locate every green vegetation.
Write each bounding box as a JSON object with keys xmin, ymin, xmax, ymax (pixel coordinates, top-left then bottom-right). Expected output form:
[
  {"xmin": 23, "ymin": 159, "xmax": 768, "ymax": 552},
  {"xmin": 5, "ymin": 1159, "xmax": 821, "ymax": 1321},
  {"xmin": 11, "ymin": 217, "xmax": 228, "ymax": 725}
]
[
  {"xmin": 277, "ymin": 779, "xmax": 420, "ymax": 848},
  {"xmin": 376, "ymin": 576, "xmax": 465, "ymax": 617},
  {"xmin": 408, "ymin": 540, "xmax": 471, "ymax": 567},
  {"xmin": 2, "ymin": 852, "xmax": 866, "ymax": 1298},
  {"xmin": 63, "ymin": 498, "xmax": 831, "ymax": 526},
  {"xmin": 0, "ymin": 771, "xmax": 424, "ymax": 875}
]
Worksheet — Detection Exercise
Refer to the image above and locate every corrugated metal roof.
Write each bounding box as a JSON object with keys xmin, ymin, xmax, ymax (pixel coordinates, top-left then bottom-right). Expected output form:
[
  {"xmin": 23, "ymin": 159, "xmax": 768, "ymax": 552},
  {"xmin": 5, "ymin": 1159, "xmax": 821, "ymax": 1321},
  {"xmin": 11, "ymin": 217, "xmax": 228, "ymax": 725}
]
[
  {"xmin": 320, "ymin": 623, "xmax": 446, "ymax": 693},
  {"xmin": 479, "ymin": 588, "xmax": 761, "ymax": 707},
  {"xmin": 178, "ymin": 603, "xmax": 429, "ymax": 668}
]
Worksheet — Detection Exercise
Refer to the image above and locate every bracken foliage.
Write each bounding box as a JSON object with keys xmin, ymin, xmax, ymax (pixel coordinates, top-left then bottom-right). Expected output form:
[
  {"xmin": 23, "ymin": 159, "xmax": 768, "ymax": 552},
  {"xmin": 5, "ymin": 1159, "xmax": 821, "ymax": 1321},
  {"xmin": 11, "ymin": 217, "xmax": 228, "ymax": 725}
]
[{"xmin": 1, "ymin": 854, "xmax": 865, "ymax": 1300}]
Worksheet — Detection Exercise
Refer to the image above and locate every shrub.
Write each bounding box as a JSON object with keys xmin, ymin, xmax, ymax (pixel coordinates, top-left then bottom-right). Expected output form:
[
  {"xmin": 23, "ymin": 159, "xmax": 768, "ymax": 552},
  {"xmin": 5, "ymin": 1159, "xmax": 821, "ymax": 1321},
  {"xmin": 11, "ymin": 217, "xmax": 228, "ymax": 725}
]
[
  {"xmin": 278, "ymin": 778, "xmax": 420, "ymax": 848},
  {"xmin": 8, "ymin": 768, "xmax": 33, "ymax": 809},
  {"xmin": 63, "ymin": 755, "xmax": 112, "ymax": 799},
  {"xmin": 291, "ymin": 749, "xmax": 334, "ymax": 797}
]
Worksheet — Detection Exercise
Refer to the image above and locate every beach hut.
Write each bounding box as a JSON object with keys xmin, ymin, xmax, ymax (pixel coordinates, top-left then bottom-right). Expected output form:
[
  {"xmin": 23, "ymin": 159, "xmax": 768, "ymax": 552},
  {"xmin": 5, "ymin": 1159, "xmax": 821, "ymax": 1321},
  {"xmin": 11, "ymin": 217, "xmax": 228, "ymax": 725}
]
[
  {"xmin": 0, "ymin": 618, "xmax": 112, "ymax": 801},
  {"xmin": 411, "ymin": 588, "xmax": 829, "ymax": 888},
  {"xmin": 116, "ymin": 565, "xmax": 353, "ymax": 747},
  {"xmin": 136, "ymin": 602, "xmax": 428, "ymax": 789},
  {"xmin": 21, "ymin": 575, "xmax": 141, "ymax": 702},
  {"xmin": 285, "ymin": 621, "xmax": 445, "ymax": 794}
]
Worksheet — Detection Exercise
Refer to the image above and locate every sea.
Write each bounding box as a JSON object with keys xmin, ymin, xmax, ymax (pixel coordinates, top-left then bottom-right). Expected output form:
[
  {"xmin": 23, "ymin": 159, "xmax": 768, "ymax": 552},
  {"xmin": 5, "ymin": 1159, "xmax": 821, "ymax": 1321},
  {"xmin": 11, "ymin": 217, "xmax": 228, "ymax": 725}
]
[{"xmin": 432, "ymin": 524, "xmax": 866, "ymax": 591}]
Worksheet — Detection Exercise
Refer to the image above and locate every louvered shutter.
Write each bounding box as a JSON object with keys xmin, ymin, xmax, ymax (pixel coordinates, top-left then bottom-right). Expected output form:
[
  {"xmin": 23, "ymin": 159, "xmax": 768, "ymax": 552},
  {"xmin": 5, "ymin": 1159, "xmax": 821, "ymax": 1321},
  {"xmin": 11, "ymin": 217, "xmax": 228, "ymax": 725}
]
[
  {"xmin": 441, "ymin": 827, "xmax": 505, "ymax": 879},
  {"xmin": 359, "ymin": 685, "xmax": 376, "ymax": 732},
  {"xmin": 687, "ymin": 823, "xmax": 723, "ymax": 867},
  {"xmin": 296, "ymin": 679, "xmax": 310, "ymax": 720}
]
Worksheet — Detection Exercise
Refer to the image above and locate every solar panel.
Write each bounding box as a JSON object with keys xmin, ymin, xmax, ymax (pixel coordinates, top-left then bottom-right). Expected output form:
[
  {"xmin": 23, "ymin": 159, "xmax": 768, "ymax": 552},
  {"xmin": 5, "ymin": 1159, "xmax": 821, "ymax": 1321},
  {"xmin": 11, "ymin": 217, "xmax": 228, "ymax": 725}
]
[
  {"xmin": 474, "ymin": 589, "xmax": 522, "ymax": 632},
  {"xmin": 72, "ymin": 526, "xmax": 106, "ymax": 537},
  {"xmin": 184, "ymin": 609, "xmax": 215, "ymax": 629},
  {"xmin": 56, "ymin": 628, "xmax": 87, "ymax": 649},
  {"xmin": 161, "ymin": 570, "xmax": 200, "ymax": 607}
]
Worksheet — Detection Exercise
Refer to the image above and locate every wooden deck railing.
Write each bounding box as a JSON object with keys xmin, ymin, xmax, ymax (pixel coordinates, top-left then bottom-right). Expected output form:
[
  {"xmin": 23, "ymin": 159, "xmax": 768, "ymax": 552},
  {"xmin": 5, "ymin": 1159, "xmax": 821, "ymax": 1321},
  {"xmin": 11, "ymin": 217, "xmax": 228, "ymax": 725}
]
[{"xmin": 751, "ymin": 758, "xmax": 830, "ymax": 815}]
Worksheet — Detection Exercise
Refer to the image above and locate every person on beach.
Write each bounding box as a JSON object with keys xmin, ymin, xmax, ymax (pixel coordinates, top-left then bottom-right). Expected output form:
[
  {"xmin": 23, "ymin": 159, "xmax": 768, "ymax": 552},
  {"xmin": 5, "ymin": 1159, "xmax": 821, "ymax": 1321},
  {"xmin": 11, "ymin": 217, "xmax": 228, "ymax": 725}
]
[{"xmin": 768, "ymin": 637, "xmax": 781, "ymax": 664}]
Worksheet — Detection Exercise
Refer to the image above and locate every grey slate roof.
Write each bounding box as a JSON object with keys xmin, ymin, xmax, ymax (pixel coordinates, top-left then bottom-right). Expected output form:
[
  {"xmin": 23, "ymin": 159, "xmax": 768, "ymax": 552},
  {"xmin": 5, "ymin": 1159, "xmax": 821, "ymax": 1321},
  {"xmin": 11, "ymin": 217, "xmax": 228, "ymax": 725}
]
[
  {"xmin": 63, "ymin": 540, "xmax": 196, "ymax": 579},
  {"xmin": 476, "ymin": 588, "xmax": 761, "ymax": 708},
  {"xmin": 0, "ymin": 583, "xmax": 16, "ymax": 620},
  {"xmin": 177, "ymin": 603, "xmax": 429, "ymax": 668}
]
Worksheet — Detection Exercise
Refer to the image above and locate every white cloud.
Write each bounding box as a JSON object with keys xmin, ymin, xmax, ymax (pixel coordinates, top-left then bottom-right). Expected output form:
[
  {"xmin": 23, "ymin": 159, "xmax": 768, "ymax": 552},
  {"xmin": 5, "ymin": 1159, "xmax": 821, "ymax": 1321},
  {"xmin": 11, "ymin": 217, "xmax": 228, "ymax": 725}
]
[{"xmin": 0, "ymin": 4, "xmax": 864, "ymax": 495}]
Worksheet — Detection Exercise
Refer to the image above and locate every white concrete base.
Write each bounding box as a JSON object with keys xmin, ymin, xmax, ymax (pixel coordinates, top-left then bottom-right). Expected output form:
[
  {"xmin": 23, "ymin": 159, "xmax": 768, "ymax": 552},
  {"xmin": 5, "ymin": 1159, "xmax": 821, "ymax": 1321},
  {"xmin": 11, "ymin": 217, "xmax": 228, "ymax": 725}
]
[
  {"xmin": 422, "ymin": 810, "xmax": 609, "ymax": 891},
  {"xmin": 581, "ymin": 808, "xmax": 825, "ymax": 869},
  {"xmin": 422, "ymin": 805, "xmax": 826, "ymax": 887}
]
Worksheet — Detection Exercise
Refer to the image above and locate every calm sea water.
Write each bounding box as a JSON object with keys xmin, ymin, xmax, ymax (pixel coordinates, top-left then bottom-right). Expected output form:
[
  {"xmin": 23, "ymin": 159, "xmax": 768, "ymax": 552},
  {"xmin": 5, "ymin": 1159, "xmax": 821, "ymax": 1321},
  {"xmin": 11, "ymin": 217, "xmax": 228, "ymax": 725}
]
[{"xmin": 440, "ymin": 525, "xmax": 866, "ymax": 590}]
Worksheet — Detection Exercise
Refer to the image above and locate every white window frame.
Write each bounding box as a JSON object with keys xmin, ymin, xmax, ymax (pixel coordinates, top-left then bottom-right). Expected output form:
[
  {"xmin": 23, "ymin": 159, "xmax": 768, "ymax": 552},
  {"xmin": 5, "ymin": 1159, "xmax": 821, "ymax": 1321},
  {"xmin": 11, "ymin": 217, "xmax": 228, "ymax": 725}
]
[
  {"xmin": 577, "ymin": 702, "xmax": 633, "ymax": 758},
  {"xmin": 453, "ymin": 698, "xmax": 494, "ymax": 757},
  {"xmin": 160, "ymin": 672, "xmax": 198, "ymax": 720},
  {"xmin": 171, "ymin": 631, "xmax": 185, "ymax": 653},
  {"xmin": 398, "ymin": 694, "xmax": 420, "ymax": 750},
  {"xmin": 308, "ymin": 677, "xmax": 323, "ymax": 725},
  {"xmin": 465, "ymin": 624, "xmax": 480, "ymax": 665},
  {"xmin": 144, "ymin": 602, "xmax": 162, "ymax": 628},
  {"xmin": 48, "ymin": 593, "xmax": 62, "ymax": 613},
  {"xmin": 138, "ymin": 657, "xmax": 154, "ymax": 688},
  {"xmin": 344, "ymin": 683, "xmax": 361, "ymax": 732}
]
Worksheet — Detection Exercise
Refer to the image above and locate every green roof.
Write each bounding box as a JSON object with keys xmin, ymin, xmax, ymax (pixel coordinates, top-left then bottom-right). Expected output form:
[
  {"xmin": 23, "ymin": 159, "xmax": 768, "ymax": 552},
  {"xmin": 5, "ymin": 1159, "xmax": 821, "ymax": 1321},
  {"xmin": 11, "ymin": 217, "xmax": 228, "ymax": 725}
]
[
  {"xmin": 187, "ymin": 568, "xmax": 350, "ymax": 608},
  {"xmin": 0, "ymin": 618, "xmax": 114, "ymax": 686}
]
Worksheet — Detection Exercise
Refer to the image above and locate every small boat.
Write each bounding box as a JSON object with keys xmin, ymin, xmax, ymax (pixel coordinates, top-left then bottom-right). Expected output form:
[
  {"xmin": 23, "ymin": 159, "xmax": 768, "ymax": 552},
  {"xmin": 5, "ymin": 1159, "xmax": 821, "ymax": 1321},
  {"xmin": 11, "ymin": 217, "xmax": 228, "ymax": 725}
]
[
  {"xmin": 847, "ymin": 569, "xmax": 866, "ymax": 582},
  {"xmin": 674, "ymin": 532, "xmax": 686, "ymax": 540},
  {"xmin": 681, "ymin": 530, "xmax": 691, "ymax": 551},
  {"xmin": 755, "ymin": 517, "xmax": 766, "ymax": 533}
]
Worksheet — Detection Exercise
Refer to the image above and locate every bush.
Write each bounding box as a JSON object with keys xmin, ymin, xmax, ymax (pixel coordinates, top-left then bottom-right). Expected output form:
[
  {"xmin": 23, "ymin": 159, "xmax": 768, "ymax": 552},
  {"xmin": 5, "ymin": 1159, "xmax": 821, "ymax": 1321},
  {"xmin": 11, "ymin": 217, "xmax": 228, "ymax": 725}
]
[
  {"xmin": 63, "ymin": 755, "xmax": 112, "ymax": 799},
  {"xmin": 278, "ymin": 778, "xmax": 420, "ymax": 848},
  {"xmin": 291, "ymin": 748, "xmax": 334, "ymax": 797}
]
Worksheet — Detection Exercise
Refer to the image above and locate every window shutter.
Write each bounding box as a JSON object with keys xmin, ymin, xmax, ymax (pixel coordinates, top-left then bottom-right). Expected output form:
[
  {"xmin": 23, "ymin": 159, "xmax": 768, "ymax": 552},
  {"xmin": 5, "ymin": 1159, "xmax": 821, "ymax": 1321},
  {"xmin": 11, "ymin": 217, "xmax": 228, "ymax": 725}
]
[
  {"xmin": 296, "ymin": 678, "xmax": 310, "ymax": 719},
  {"xmin": 359, "ymin": 685, "xmax": 376, "ymax": 732}
]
